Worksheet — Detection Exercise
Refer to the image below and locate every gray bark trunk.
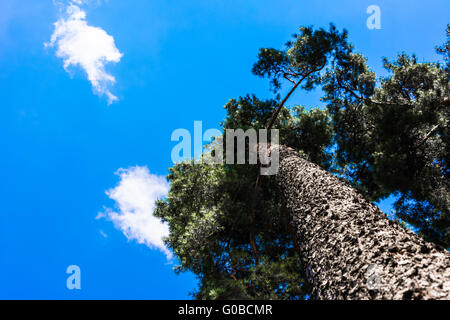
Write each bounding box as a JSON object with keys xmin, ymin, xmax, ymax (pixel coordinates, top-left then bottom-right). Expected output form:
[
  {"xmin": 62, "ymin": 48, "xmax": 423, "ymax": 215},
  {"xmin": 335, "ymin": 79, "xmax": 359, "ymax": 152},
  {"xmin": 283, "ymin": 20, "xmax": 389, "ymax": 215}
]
[{"xmin": 273, "ymin": 145, "xmax": 450, "ymax": 299}]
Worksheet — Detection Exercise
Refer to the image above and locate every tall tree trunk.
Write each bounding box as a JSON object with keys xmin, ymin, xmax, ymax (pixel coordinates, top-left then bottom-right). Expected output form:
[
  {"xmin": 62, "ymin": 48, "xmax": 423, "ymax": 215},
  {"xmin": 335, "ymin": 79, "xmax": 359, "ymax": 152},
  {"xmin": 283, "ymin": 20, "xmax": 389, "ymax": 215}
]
[{"xmin": 272, "ymin": 145, "xmax": 450, "ymax": 299}]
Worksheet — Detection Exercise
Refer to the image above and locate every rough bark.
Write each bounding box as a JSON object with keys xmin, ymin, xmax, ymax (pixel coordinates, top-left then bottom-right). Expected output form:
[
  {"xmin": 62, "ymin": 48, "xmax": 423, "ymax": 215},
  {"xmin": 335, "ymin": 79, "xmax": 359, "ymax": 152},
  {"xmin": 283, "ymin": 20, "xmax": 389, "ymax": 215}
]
[{"xmin": 271, "ymin": 145, "xmax": 450, "ymax": 300}]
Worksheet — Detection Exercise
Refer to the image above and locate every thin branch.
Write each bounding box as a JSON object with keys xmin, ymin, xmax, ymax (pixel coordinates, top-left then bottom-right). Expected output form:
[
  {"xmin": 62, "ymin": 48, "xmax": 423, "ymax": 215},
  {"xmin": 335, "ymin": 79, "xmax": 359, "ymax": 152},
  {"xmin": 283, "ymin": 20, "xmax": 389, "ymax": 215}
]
[
  {"xmin": 283, "ymin": 73, "xmax": 296, "ymax": 84},
  {"xmin": 267, "ymin": 76, "xmax": 305, "ymax": 130},
  {"xmin": 417, "ymin": 124, "xmax": 440, "ymax": 147}
]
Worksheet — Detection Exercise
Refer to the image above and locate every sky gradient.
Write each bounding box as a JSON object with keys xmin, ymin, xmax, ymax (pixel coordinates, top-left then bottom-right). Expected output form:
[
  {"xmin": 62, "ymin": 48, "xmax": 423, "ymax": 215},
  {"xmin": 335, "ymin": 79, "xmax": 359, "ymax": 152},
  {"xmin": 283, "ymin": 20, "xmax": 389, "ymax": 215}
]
[{"xmin": 0, "ymin": 0, "xmax": 449, "ymax": 299}]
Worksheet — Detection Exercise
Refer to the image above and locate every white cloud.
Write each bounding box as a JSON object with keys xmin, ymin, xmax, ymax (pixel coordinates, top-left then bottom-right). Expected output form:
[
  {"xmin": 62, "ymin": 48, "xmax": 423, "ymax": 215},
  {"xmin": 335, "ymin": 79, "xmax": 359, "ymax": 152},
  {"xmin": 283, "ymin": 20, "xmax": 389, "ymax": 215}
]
[
  {"xmin": 100, "ymin": 166, "xmax": 172, "ymax": 258},
  {"xmin": 46, "ymin": 2, "xmax": 122, "ymax": 104}
]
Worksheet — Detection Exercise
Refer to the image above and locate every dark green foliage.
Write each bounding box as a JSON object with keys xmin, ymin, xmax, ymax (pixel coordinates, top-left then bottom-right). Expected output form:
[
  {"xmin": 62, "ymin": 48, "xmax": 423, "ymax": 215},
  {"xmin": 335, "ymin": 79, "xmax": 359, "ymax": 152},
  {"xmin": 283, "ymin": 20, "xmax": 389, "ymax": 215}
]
[
  {"xmin": 323, "ymin": 29, "xmax": 450, "ymax": 247},
  {"xmin": 437, "ymin": 25, "xmax": 450, "ymax": 75},
  {"xmin": 221, "ymin": 95, "xmax": 333, "ymax": 168}
]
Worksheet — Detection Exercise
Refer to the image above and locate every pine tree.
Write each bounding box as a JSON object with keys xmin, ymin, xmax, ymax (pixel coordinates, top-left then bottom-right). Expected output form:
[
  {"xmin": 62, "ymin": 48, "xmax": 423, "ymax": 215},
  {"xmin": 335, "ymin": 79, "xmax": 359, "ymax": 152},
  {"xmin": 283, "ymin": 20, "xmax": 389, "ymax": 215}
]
[
  {"xmin": 155, "ymin": 24, "xmax": 450, "ymax": 299},
  {"xmin": 274, "ymin": 144, "xmax": 449, "ymax": 299}
]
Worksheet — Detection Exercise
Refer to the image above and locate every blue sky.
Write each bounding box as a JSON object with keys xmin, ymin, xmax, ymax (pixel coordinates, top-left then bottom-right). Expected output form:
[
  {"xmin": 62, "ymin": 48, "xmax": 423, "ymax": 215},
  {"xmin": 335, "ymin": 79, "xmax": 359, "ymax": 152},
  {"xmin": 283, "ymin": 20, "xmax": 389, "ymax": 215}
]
[{"xmin": 0, "ymin": 0, "xmax": 448, "ymax": 299}]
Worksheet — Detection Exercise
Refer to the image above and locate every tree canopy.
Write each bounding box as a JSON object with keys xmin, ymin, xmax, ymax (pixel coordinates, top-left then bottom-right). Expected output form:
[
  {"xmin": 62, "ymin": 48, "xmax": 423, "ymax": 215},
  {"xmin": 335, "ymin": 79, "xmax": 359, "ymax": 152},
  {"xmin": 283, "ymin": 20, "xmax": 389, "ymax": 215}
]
[{"xmin": 154, "ymin": 24, "xmax": 450, "ymax": 299}]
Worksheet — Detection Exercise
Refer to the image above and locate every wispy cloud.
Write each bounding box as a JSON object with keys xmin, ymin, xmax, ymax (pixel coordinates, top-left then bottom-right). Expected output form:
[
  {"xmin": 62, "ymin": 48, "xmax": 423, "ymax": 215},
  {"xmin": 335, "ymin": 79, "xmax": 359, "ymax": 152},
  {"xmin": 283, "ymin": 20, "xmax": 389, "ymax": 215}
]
[
  {"xmin": 46, "ymin": 1, "xmax": 122, "ymax": 104},
  {"xmin": 99, "ymin": 166, "xmax": 172, "ymax": 259}
]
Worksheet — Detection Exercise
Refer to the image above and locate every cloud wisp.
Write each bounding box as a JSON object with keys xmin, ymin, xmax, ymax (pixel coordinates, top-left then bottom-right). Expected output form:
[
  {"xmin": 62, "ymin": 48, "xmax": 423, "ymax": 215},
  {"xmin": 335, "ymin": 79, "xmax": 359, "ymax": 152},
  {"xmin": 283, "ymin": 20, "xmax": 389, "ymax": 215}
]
[
  {"xmin": 99, "ymin": 166, "xmax": 172, "ymax": 259},
  {"xmin": 46, "ymin": 1, "xmax": 122, "ymax": 104}
]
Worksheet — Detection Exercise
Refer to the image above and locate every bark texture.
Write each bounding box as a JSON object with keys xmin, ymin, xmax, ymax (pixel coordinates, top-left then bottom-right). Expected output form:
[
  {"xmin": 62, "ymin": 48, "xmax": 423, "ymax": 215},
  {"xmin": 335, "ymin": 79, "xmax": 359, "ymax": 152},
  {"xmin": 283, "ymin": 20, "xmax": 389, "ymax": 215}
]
[{"xmin": 272, "ymin": 145, "xmax": 450, "ymax": 299}]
